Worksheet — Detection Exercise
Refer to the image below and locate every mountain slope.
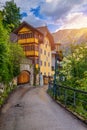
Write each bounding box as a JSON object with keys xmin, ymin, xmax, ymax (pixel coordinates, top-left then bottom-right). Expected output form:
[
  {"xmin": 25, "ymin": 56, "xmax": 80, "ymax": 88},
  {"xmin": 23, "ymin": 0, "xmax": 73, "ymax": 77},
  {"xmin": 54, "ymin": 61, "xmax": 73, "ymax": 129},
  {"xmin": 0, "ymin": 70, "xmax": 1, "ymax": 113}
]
[{"xmin": 52, "ymin": 28, "xmax": 87, "ymax": 45}]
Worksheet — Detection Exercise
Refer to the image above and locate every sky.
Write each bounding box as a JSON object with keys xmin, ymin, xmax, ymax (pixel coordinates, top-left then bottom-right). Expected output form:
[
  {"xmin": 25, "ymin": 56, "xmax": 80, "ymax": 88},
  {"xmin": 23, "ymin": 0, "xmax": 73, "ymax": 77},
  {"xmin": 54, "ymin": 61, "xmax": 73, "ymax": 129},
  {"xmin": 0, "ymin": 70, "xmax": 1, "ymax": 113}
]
[{"xmin": 0, "ymin": 0, "xmax": 87, "ymax": 32}]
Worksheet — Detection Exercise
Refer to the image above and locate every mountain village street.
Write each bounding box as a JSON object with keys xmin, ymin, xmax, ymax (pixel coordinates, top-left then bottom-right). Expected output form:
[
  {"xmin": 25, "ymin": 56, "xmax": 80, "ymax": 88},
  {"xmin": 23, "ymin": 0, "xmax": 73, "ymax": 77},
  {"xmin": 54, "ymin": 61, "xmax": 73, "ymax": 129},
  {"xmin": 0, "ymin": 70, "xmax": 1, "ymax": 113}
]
[{"xmin": 0, "ymin": 85, "xmax": 87, "ymax": 130}]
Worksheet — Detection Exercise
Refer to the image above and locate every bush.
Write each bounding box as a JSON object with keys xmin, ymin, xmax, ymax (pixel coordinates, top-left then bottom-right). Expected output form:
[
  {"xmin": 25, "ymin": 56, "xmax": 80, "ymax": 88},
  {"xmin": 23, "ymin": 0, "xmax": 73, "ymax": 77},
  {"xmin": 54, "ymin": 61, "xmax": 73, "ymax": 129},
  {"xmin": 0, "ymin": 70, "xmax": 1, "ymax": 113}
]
[{"xmin": 0, "ymin": 83, "xmax": 17, "ymax": 107}]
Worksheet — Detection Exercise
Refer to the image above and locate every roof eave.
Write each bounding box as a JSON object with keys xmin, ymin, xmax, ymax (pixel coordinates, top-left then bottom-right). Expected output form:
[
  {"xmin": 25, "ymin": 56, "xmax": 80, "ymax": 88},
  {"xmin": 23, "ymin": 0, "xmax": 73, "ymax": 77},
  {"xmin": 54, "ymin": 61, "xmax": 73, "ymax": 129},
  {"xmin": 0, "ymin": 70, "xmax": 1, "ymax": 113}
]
[{"xmin": 13, "ymin": 21, "xmax": 43, "ymax": 35}]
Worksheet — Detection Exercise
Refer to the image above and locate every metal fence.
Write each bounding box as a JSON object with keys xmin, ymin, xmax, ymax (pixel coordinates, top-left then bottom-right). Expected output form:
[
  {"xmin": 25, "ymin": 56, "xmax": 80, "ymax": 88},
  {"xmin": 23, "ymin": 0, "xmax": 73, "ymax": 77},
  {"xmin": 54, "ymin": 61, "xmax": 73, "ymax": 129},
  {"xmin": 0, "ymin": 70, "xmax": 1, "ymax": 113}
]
[{"xmin": 48, "ymin": 82, "xmax": 87, "ymax": 118}]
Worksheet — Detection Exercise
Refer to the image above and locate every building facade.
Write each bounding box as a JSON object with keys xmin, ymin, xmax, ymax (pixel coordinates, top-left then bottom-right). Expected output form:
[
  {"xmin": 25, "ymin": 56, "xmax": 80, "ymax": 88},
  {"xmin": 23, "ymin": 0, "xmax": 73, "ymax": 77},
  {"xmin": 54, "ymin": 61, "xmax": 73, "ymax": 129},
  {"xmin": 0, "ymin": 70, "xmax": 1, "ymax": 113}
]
[
  {"xmin": 12, "ymin": 21, "xmax": 55, "ymax": 85},
  {"xmin": 13, "ymin": 21, "xmax": 43, "ymax": 69},
  {"xmin": 37, "ymin": 26, "xmax": 54, "ymax": 76}
]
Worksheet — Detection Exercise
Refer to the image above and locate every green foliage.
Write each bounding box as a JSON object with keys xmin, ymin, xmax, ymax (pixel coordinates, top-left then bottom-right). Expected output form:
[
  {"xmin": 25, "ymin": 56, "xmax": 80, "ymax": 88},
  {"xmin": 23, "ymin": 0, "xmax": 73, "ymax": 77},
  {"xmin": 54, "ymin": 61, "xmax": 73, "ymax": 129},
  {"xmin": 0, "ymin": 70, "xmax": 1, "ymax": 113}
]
[
  {"xmin": 9, "ymin": 43, "xmax": 24, "ymax": 77},
  {"xmin": 0, "ymin": 84, "xmax": 17, "ymax": 107},
  {"xmin": 0, "ymin": 3, "xmax": 24, "ymax": 107},
  {"xmin": 60, "ymin": 43, "xmax": 87, "ymax": 90},
  {"xmin": 0, "ymin": 19, "xmax": 11, "ymax": 83},
  {"xmin": 0, "ymin": 15, "xmax": 24, "ymax": 83},
  {"xmin": 58, "ymin": 50, "xmax": 63, "ymax": 61},
  {"xmin": 0, "ymin": 11, "xmax": 3, "ymax": 21},
  {"xmin": 2, "ymin": 0, "xmax": 21, "ymax": 31},
  {"xmin": 55, "ymin": 43, "xmax": 87, "ymax": 120}
]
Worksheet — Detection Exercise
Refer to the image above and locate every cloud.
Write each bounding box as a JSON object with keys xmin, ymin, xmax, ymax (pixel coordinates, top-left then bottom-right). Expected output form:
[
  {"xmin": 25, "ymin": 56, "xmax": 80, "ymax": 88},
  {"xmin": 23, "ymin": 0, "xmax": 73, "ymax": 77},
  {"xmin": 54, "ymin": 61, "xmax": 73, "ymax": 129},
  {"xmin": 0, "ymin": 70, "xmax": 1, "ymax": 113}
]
[
  {"xmin": 22, "ymin": 12, "xmax": 45, "ymax": 27},
  {"xmin": 0, "ymin": 0, "xmax": 87, "ymax": 32},
  {"xmin": 58, "ymin": 12, "xmax": 87, "ymax": 30},
  {"xmin": 46, "ymin": 0, "xmax": 54, "ymax": 3},
  {"xmin": 0, "ymin": 0, "xmax": 50, "ymax": 26},
  {"xmin": 40, "ymin": 0, "xmax": 85, "ymax": 20},
  {"xmin": 2, "ymin": 0, "xmax": 85, "ymax": 21},
  {"xmin": 76, "ymin": 3, "xmax": 87, "ymax": 15},
  {"xmin": 0, "ymin": 0, "xmax": 42, "ymax": 12}
]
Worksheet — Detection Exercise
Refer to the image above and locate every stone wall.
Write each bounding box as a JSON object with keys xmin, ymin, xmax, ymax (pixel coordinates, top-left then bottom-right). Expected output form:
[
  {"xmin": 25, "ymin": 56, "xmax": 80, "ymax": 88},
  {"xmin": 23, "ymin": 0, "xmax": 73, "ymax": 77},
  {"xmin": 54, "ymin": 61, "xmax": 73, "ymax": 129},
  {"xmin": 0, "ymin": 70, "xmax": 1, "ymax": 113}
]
[
  {"xmin": 36, "ymin": 74, "xmax": 40, "ymax": 86},
  {"xmin": 20, "ymin": 58, "xmax": 34, "ymax": 85}
]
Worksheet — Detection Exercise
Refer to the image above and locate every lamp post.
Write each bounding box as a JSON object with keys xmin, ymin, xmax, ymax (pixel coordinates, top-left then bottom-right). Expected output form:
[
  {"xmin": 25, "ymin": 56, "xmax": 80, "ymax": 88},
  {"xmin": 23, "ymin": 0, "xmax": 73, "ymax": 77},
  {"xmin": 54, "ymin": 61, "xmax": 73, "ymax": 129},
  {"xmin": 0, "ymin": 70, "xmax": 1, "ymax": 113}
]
[
  {"xmin": 53, "ymin": 42, "xmax": 62, "ymax": 99},
  {"xmin": 53, "ymin": 52, "xmax": 60, "ymax": 99}
]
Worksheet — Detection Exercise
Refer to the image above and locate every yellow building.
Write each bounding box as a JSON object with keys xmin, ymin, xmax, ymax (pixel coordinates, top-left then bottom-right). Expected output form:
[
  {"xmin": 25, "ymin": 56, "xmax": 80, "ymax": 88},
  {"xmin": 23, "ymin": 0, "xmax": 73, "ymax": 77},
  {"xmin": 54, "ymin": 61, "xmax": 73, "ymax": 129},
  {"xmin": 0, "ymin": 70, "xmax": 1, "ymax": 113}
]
[
  {"xmin": 12, "ymin": 21, "xmax": 55, "ymax": 85},
  {"xmin": 37, "ymin": 26, "xmax": 55, "ymax": 83},
  {"xmin": 13, "ymin": 21, "xmax": 43, "ymax": 69}
]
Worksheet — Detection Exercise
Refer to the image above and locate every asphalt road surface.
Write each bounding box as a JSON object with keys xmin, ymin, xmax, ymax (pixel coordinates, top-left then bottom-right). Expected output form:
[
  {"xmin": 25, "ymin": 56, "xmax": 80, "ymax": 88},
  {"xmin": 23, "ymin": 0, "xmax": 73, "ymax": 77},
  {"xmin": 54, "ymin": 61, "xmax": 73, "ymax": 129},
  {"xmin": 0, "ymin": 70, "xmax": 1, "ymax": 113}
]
[{"xmin": 0, "ymin": 85, "xmax": 87, "ymax": 130}]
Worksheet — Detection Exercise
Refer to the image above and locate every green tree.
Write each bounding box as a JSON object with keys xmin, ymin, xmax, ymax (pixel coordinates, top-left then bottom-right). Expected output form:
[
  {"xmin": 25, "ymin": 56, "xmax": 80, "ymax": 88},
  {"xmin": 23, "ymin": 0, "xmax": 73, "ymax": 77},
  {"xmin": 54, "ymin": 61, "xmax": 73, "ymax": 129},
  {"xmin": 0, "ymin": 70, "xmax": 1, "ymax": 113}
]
[
  {"xmin": 9, "ymin": 43, "xmax": 25, "ymax": 77},
  {"xmin": 2, "ymin": 0, "xmax": 21, "ymax": 31},
  {"xmin": 60, "ymin": 43, "xmax": 87, "ymax": 90},
  {"xmin": 0, "ymin": 17, "xmax": 11, "ymax": 83},
  {"xmin": 0, "ymin": 12, "xmax": 24, "ymax": 83}
]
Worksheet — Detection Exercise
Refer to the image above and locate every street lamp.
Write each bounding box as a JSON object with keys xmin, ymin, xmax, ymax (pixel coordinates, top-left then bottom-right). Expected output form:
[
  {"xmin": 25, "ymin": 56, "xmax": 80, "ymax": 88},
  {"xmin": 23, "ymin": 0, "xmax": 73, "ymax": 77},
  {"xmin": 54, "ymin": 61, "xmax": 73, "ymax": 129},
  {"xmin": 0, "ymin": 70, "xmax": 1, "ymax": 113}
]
[
  {"xmin": 54, "ymin": 42, "xmax": 61, "ymax": 85},
  {"xmin": 53, "ymin": 43, "xmax": 63, "ymax": 99},
  {"xmin": 53, "ymin": 52, "xmax": 60, "ymax": 99}
]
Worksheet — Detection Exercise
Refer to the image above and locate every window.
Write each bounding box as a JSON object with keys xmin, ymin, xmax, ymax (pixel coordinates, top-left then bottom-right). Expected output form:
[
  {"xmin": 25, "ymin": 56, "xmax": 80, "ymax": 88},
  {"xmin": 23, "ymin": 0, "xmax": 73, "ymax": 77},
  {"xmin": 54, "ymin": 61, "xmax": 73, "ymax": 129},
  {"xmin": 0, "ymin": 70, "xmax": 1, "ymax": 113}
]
[
  {"xmin": 46, "ymin": 44, "xmax": 47, "ymax": 48},
  {"xmin": 48, "ymin": 62, "xmax": 50, "ymax": 67},
  {"xmin": 48, "ymin": 52, "xmax": 50, "ymax": 57},
  {"xmin": 23, "ymin": 45, "xmax": 36, "ymax": 51},
  {"xmin": 48, "ymin": 72, "xmax": 50, "ymax": 76},
  {"xmin": 31, "ymin": 45, "xmax": 33, "ymax": 50},
  {"xmin": 44, "ymin": 72, "xmax": 46, "ymax": 75},
  {"xmin": 18, "ymin": 33, "xmax": 34, "ymax": 39},
  {"xmin": 29, "ymin": 33, "xmax": 33, "ymax": 38},
  {"xmin": 47, "ymin": 40, "xmax": 49, "ymax": 44},
  {"xmin": 40, "ymin": 61, "xmax": 42, "ymax": 65},
  {"xmin": 35, "ymin": 45, "xmax": 39, "ymax": 51},
  {"xmin": 44, "ymin": 50, "xmax": 46, "ymax": 55},
  {"xmin": 35, "ymin": 59, "xmax": 39, "ymax": 64},
  {"xmin": 40, "ymin": 49, "xmax": 42, "ymax": 53},
  {"xmin": 44, "ymin": 61, "xmax": 46, "ymax": 66},
  {"xmin": 25, "ymin": 46, "xmax": 29, "ymax": 51},
  {"xmin": 52, "ymin": 66, "xmax": 54, "ymax": 71}
]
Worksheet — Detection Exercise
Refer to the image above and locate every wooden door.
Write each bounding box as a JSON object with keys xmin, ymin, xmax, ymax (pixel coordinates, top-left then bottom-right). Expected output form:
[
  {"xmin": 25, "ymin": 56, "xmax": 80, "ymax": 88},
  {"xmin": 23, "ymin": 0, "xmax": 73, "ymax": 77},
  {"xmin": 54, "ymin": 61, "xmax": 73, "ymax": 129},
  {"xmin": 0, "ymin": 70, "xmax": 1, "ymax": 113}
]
[
  {"xmin": 43, "ymin": 76, "xmax": 48, "ymax": 85},
  {"xmin": 17, "ymin": 71, "xmax": 30, "ymax": 84}
]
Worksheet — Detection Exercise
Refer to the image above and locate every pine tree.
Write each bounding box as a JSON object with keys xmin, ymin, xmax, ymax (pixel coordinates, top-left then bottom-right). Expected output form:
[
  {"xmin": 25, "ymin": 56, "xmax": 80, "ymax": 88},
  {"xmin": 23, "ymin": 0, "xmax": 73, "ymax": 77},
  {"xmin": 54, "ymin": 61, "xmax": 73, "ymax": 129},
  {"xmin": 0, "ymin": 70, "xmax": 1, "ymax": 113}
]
[{"xmin": 3, "ymin": 0, "xmax": 21, "ymax": 31}]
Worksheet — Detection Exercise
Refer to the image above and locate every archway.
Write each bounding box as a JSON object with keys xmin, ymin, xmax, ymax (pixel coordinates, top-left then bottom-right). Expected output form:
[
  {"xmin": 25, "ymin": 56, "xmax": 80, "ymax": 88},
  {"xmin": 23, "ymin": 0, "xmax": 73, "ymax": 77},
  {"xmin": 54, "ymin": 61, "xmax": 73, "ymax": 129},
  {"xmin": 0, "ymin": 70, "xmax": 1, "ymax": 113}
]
[{"xmin": 17, "ymin": 70, "xmax": 30, "ymax": 84}]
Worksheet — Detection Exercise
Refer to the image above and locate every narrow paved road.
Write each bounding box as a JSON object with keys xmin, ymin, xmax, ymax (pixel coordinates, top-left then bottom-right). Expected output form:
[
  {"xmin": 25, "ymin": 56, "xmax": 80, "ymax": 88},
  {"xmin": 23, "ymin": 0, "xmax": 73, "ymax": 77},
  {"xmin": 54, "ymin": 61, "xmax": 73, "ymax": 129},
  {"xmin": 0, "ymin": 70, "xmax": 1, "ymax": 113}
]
[{"xmin": 0, "ymin": 85, "xmax": 87, "ymax": 130}]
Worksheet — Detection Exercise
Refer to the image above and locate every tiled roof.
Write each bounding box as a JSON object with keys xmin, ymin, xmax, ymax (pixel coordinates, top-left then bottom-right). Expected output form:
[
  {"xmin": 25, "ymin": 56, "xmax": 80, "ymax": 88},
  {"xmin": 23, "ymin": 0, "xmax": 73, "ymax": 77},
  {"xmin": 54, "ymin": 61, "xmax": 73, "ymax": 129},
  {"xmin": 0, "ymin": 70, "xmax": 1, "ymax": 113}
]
[
  {"xmin": 13, "ymin": 21, "xmax": 43, "ymax": 35},
  {"xmin": 37, "ymin": 26, "xmax": 55, "ymax": 50},
  {"xmin": 11, "ymin": 21, "xmax": 55, "ymax": 50}
]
